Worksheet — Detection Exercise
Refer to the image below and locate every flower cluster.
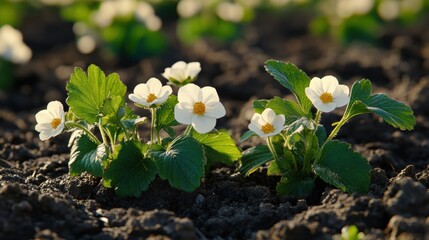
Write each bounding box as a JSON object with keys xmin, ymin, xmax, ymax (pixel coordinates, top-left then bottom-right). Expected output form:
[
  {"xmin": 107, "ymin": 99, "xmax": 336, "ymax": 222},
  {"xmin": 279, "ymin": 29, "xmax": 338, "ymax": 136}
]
[
  {"xmin": 34, "ymin": 61, "xmax": 239, "ymax": 198},
  {"xmin": 241, "ymin": 60, "xmax": 415, "ymax": 198}
]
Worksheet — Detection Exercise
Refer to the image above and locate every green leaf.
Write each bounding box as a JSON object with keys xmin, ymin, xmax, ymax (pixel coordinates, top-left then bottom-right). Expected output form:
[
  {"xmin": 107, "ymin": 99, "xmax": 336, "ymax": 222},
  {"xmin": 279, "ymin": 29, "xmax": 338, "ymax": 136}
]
[
  {"xmin": 156, "ymin": 95, "xmax": 179, "ymax": 132},
  {"xmin": 344, "ymin": 79, "xmax": 372, "ymax": 119},
  {"xmin": 192, "ymin": 130, "xmax": 241, "ymax": 166},
  {"xmin": 253, "ymin": 99, "xmax": 268, "ymax": 113},
  {"xmin": 239, "ymin": 145, "xmax": 273, "ymax": 176},
  {"xmin": 266, "ymin": 97, "xmax": 309, "ymax": 123},
  {"xmin": 364, "ymin": 94, "xmax": 415, "ymax": 130},
  {"xmin": 103, "ymin": 141, "xmax": 157, "ymax": 198},
  {"xmin": 315, "ymin": 125, "xmax": 327, "ymax": 146},
  {"xmin": 153, "ymin": 136, "xmax": 205, "ymax": 192},
  {"xmin": 344, "ymin": 79, "xmax": 415, "ymax": 130},
  {"xmin": 267, "ymin": 150, "xmax": 293, "ymax": 176},
  {"xmin": 276, "ymin": 172, "xmax": 315, "ymax": 198},
  {"xmin": 66, "ymin": 65, "xmax": 127, "ymax": 124},
  {"xmin": 239, "ymin": 130, "xmax": 256, "ymax": 143},
  {"xmin": 312, "ymin": 140, "xmax": 371, "ymax": 193},
  {"xmin": 101, "ymin": 95, "xmax": 125, "ymax": 124},
  {"xmin": 264, "ymin": 60, "xmax": 312, "ymax": 113},
  {"xmin": 69, "ymin": 134, "xmax": 104, "ymax": 177}
]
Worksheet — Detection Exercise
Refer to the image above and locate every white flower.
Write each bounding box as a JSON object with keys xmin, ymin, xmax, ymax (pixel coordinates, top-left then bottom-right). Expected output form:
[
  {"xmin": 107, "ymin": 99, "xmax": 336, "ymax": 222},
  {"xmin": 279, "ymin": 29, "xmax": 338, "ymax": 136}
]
[
  {"xmin": 0, "ymin": 25, "xmax": 32, "ymax": 64},
  {"xmin": 129, "ymin": 77, "xmax": 172, "ymax": 107},
  {"xmin": 305, "ymin": 75, "xmax": 350, "ymax": 113},
  {"xmin": 248, "ymin": 108, "xmax": 285, "ymax": 138},
  {"xmin": 35, "ymin": 101, "xmax": 65, "ymax": 141},
  {"xmin": 174, "ymin": 83, "xmax": 226, "ymax": 133},
  {"xmin": 162, "ymin": 61, "xmax": 201, "ymax": 85}
]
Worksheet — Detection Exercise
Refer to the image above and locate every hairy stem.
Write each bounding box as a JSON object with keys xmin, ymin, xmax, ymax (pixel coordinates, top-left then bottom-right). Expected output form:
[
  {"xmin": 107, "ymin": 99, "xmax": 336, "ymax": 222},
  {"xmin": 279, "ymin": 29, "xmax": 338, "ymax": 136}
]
[
  {"xmin": 65, "ymin": 121, "xmax": 101, "ymax": 145},
  {"xmin": 266, "ymin": 136, "xmax": 279, "ymax": 162}
]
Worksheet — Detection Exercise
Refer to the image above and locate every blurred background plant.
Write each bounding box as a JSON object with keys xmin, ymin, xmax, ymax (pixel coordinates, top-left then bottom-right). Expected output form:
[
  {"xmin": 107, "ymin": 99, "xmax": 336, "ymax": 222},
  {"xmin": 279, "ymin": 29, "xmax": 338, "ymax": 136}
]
[{"xmin": 1, "ymin": 0, "xmax": 428, "ymax": 89}]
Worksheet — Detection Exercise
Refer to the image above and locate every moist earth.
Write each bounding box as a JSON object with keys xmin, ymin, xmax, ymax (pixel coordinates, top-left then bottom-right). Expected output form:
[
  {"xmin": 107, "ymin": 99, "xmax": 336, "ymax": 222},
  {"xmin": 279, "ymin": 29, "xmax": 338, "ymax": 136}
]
[{"xmin": 1, "ymin": 11, "xmax": 429, "ymax": 240}]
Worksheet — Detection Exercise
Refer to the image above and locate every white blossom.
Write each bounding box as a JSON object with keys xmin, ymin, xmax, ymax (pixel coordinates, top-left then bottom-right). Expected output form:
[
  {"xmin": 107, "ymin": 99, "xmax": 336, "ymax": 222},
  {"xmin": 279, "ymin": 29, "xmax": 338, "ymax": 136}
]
[
  {"xmin": 0, "ymin": 25, "xmax": 32, "ymax": 64},
  {"xmin": 129, "ymin": 77, "xmax": 172, "ymax": 107},
  {"xmin": 35, "ymin": 101, "xmax": 65, "ymax": 141},
  {"xmin": 174, "ymin": 83, "xmax": 225, "ymax": 133},
  {"xmin": 248, "ymin": 108, "xmax": 285, "ymax": 138},
  {"xmin": 162, "ymin": 61, "xmax": 201, "ymax": 85},
  {"xmin": 305, "ymin": 75, "xmax": 350, "ymax": 113}
]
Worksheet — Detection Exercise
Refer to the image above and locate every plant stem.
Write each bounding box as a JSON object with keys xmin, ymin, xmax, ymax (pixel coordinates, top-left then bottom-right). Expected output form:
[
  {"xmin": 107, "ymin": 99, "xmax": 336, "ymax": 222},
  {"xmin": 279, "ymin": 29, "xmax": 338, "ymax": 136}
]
[
  {"xmin": 184, "ymin": 125, "xmax": 193, "ymax": 136},
  {"xmin": 65, "ymin": 121, "xmax": 101, "ymax": 145},
  {"xmin": 327, "ymin": 117, "xmax": 347, "ymax": 141},
  {"xmin": 314, "ymin": 110, "xmax": 322, "ymax": 126},
  {"xmin": 266, "ymin": 136, "xmax": 279, "ymax": 162},
  {"xmin": 150, "ymin": 108, "xmax": 157, "ymax": 144},
  {"xmin": 98, "ymin": 123, "xmax": 110, "ymax": 152}
]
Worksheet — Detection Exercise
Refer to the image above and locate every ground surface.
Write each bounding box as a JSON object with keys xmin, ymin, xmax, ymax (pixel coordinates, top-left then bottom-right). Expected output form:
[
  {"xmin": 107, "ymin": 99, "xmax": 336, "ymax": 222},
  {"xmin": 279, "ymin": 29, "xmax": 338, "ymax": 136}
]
[{"xmin": 1, "ymin": 10, "xmax": 429, "ymax": 240}]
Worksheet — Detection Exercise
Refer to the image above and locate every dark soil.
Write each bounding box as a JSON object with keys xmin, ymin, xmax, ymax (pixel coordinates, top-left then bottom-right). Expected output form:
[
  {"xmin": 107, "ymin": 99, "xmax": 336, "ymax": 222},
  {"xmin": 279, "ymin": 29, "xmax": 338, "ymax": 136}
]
[{"xmin": 1, "ymin": 10, "xmax": 429, "ymax": 240}]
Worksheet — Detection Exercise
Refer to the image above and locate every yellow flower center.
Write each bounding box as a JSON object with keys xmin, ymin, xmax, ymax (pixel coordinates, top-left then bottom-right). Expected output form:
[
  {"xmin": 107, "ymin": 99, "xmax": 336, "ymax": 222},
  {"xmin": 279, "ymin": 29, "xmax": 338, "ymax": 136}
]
[
  {"xmin": 50, "ymin": 118, "xmax": 62, "ymax": 129},
  {"xmin": 193, "ymin": 102, "xmax": 206, "ymax": 115},
  {"xmin": 320, "ymin": 92, "xmax": 333, "ymax": 104},
  {"xmin": 261, "ymin": 123, "xmax": 274, "ymax": 134},
  {"xmin": 146, "ymin": 93, "xmax": 157, "ymax": 103}
]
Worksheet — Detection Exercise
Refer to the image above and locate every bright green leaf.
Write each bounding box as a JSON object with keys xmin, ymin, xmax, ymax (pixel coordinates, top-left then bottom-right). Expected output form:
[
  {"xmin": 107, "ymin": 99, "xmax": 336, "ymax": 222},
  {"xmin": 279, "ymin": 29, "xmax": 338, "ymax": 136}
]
[
  {"xmin": 312, "ymin": 140, "xmax": 371, "ymax": 193},
  {"xmin": 264, "ymin": 60, "xmax": 312, "ymax": 113},
  {"xmin": 69, "ymin": 134, "xmax": 104, "ymax": 177},
  {"xmin": 192, "ymin": 130, "xmax": 241, "ymax": 166},
  {"xmin": 156, "ymin": 95, "xmax": 179, "ymax": 132},
  {"xmin": 276, "ymin": 172, "xmax": 314, "ymax": 198},
  {"xmin": 266, "ymin": 97, "xmax": 309, "ymax": 123},
  {"xmin": 66, "ymin": 65, "xmax": 127, "ymax": 124},
  {"xmin": 239, "ymin": 145, "xmax": 273, "ymax": 176},
  {"xmin": 153, "ymin": 136, "xmax": 205, "ymax": 192},
  {"xmin": 364, "ymin": 93, "xmax": 415, "ymax": 130},
  {"xmin": 104, "ymin": 141, "xmax": 157, "ymax": 198},
  {"xmin": 344, "ymin": 79, "xmax": 372, "ymax": 119},
  {"xmin": 344, "ymin": 79, "xmax": 415, "ymax": 130}
]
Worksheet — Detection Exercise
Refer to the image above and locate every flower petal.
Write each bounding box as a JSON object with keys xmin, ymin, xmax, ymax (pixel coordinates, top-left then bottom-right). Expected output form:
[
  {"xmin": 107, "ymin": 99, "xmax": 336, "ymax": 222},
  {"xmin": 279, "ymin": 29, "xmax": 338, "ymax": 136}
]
[
  {"xmin": 186, "ymin": 62, "xmax": 201, "ymax": 78},
  {"xmin": 174, "ymin": 103, "xmax": 193, "ymax": 124},
  {"xmin": 309, "ymin": 77, "xmax": 323, "ymax": 95},
  {"xmin": 313, "ymin": 100, "xmax": 336, "ymax": 113},
  {"xmin": 162, "ymin": 68, "xmax": 171, "ymax": 79},
  {"xmin": 261, "ymin": 108, "xmax": 276, "ymax": 123},
  {"xmin": 147, "ymin": 77, "xmax": 162, "ymax": 95},
  {"xmin": 192, "ymin": 116, "xmax": 216, "ymax": 133},
  {"xmin": 248, "ymin": 122, "xmax": 264, "ymax": 136},
  {"xmin": 201, "ymin": 86, "xmax": 220, "ymax": 104},
  {"xmin": 172, "ymin": 61, "xmax": 187, "ymax": 70},
  {"xmin": 51, "ymin": 123, "xmax": 65, "ymax": 137},
  {"xmin": 133, "ymin": 83, "xmax": 150, "ymax": 97},
  {"xmin": 129, "ymin": 94, "xmax": 148, "ymax": 106},
  {"xmin": 321, "ymin": 75, "xmax": 339, "ymax": 93},
  {"xmin": 47, "ymin": 101, "xmax": 64, "ymax": 118},
  {"xmin": 273, "ymin": 114, "xmax": 286, "ymax": 130},
  {"xmin": 39, "ymin": 131, "xmax": 52, "ymax": 141},
  {"xmin": 35, "ymin": 123, "xmax": 51, "ymax": 132},
  {"xmin": 170, "ymin": 68, "xmax": 186, "ymax": 82},
  {"xmin": 154, "ymin": 86, "xmax": 172, "ymax": 104},
  {"xmin": 35, "ymin": 110, "xmax": 53, "ymax": 124},
  {"xmin": 305, "ymin": 87, "xmax": 320, "ymax": 103},
  {"xmin": 205, "ymin": 101, "xmax": 226, "ymax": 118},
  {"xmin": 178, "ymin": 83, "xmax": 202, "ymax": 103},
  {"xmin": 333, "ymin": 84, "xmax": 350, "ymax": 107}
]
